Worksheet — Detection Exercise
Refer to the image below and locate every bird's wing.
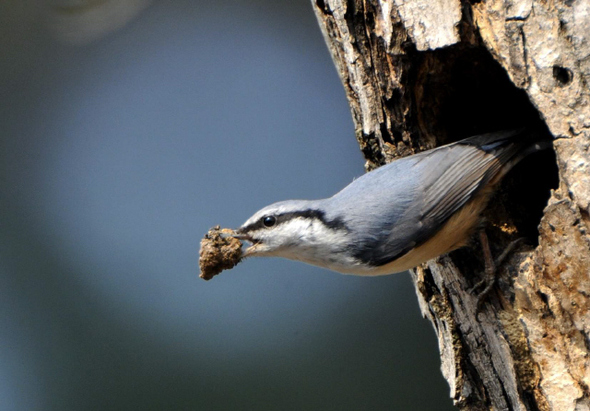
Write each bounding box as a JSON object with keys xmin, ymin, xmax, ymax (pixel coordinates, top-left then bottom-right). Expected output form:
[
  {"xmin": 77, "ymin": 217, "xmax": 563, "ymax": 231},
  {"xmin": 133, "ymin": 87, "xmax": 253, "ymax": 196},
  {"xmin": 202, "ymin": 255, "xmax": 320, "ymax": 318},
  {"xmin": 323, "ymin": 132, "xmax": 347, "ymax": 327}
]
[
  {"xmin": 356, "ymin": 129, "xmax": 530, "ymax": 267},
  {"xmin": 419, "ymin": 129, "xmax": 531, "ymax": 227}
]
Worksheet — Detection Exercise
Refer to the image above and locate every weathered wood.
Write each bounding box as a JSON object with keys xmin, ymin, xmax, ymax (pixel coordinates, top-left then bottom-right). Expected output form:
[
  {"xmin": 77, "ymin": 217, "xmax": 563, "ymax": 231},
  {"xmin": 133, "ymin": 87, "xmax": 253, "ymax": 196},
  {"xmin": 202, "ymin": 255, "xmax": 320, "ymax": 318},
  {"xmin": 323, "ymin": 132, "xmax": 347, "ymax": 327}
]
[{"xmin": 313, "ymin": 0, "xmax": 590, "ymax": 409}]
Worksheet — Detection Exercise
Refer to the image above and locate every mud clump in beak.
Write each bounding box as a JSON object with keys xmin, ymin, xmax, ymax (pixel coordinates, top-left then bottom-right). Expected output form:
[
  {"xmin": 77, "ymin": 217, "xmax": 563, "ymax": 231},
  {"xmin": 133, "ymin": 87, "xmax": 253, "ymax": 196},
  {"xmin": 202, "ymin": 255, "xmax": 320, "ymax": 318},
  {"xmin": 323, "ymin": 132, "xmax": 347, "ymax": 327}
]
[{"xmin": 199, "ymin": 226, "xmax": 243, "ymax": 280}]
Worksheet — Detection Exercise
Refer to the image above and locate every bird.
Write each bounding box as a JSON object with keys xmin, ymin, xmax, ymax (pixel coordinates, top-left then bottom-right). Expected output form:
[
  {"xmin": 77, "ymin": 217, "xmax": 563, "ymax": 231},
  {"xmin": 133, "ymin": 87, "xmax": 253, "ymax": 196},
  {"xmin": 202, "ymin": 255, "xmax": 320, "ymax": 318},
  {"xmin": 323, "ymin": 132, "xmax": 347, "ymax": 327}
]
[{"xmin": 233, "ymin": 129, "xmax": 549, "ymax": 276}]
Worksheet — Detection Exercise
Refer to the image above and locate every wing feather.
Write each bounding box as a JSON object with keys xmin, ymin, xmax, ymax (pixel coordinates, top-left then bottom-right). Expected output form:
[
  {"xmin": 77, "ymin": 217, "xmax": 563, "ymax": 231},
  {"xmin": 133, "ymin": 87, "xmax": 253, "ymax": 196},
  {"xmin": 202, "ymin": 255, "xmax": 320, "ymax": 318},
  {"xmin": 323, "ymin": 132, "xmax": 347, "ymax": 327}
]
[{"xmin": 357, "ymin": 129, "xmax": 534, "ymax": 267}]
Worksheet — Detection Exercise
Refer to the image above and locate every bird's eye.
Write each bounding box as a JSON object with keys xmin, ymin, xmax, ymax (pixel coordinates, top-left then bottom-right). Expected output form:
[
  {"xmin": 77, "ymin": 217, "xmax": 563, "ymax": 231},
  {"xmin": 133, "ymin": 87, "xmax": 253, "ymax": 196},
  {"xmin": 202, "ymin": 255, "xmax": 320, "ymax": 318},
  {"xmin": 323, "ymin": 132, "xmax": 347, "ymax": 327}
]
[{"xmin": 263, "ymin": 216, "xmax": 276, "ymax": 227}]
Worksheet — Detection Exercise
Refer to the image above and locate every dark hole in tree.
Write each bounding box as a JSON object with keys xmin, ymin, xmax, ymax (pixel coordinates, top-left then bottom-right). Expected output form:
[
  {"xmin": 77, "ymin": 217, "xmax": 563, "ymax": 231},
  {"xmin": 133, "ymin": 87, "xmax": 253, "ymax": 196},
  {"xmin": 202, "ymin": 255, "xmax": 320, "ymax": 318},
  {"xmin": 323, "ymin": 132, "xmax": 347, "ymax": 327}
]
[
  {"xmin": 315, "ymin": 0, "xmax": 331, "ymax": 15},
  {"xmin": 413, "ymin": 45, "xmax": 559, "ymax": 281},
  {"xmin": 553, "ymin": 65, "xmax": 573, "ymax": 86}
]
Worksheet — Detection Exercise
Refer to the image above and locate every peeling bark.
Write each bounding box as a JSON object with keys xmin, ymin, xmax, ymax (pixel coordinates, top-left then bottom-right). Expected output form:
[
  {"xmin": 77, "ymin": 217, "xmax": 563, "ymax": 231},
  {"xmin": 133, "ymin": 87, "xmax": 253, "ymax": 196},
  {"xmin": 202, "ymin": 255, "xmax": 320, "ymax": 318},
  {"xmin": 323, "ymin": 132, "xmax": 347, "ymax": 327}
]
[{"xmin": 313, "ymin": 0, "xmax": 590, "ymax": 409}]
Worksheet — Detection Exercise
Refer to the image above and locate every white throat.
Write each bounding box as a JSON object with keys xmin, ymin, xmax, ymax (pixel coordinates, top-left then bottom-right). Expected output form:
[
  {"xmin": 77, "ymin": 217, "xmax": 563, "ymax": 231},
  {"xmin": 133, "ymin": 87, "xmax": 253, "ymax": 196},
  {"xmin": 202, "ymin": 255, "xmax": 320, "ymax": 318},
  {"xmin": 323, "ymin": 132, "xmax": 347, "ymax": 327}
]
[{"xmin": 254, "ymin": 217, "xmax": 358, "ymax": 270}]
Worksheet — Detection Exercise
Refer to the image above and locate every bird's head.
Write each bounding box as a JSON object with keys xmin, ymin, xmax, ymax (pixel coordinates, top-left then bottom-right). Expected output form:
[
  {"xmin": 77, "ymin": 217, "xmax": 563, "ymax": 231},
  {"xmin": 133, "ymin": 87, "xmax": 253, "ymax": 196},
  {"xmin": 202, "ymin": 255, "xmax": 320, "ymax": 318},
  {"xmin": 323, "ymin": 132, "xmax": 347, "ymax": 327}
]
[{"xmin": 233, "ymin": 199, "xmax": 349, "ymax": 263}]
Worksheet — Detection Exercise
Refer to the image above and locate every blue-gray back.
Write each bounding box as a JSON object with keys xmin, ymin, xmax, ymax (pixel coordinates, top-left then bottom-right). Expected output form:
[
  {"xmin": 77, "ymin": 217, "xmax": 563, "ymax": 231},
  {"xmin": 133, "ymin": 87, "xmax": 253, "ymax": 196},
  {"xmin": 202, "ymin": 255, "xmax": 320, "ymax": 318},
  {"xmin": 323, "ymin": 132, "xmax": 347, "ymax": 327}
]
[{"xmin": 323, "ymin": 129, "xmax": 539, "ymax": 266}]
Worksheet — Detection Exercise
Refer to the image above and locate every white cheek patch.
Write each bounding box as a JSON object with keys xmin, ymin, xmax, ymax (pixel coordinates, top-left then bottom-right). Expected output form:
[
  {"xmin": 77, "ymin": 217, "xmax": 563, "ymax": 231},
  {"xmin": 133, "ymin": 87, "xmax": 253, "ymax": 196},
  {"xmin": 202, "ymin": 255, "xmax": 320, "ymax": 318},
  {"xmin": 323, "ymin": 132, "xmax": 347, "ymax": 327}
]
[
  {"xmin": 246, "ymin": 215, "xmax": 410, "ymax": 275},
  {"xmin": 267, "ymin": 219, "xmax": 356, "ymax": 267},
  {"xmin": 245, "ymin": 217, "xmax": 373, "ymax": 273},
  {"xmin": 252, "ymin": 219, "xmax": 316, "ymax": 253}
]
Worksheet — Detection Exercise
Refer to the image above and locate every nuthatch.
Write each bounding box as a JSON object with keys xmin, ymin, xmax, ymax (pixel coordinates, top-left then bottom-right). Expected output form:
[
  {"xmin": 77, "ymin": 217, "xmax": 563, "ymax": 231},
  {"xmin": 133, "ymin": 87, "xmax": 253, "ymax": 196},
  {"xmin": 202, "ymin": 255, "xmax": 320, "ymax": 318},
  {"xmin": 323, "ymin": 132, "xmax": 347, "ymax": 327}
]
[{"xmin": 234, "ymin": 129, "xmax": 547, "ymax": 275}]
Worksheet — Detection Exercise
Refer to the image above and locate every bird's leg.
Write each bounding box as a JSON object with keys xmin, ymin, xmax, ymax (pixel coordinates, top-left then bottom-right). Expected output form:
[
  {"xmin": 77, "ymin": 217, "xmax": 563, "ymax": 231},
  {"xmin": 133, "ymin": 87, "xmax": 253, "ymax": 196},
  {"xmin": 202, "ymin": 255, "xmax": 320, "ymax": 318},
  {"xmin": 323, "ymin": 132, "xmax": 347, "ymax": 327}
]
[
  {"xmin": 494, "ymin": 236, "xmax": 525, "ymax": 268},
  {"xmin": 469, "ymin": 230, "xmax": 524, "ymax": 309},
  {"xmin": 471, "ymin": 230, "xmax": 496, "ymax": 307}
]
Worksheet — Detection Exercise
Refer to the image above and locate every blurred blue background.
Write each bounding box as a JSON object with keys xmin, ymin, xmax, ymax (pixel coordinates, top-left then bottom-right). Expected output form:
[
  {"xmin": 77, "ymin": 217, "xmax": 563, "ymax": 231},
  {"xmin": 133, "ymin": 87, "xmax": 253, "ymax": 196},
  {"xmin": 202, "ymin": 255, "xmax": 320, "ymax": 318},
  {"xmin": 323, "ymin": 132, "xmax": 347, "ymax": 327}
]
[{"xmin": 0, "ymin": 1, "xmax": 455, "ymax": 410}]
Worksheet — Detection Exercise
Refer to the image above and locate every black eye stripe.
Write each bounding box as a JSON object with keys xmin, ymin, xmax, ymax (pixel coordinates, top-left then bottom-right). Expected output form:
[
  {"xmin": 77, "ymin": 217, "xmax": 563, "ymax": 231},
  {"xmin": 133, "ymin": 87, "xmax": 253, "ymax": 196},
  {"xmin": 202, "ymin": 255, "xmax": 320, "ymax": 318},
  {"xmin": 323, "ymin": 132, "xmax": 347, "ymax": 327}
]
[{"xmin": 239, "ymin": 209, "xmax": 348, "ymax": 234}]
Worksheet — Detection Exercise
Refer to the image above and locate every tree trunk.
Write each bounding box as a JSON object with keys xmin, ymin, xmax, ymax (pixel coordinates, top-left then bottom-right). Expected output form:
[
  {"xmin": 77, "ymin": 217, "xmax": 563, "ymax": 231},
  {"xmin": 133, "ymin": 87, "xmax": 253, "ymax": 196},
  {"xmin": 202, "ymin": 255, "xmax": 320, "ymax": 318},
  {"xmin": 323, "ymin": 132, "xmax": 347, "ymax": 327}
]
[{"xmin": 312, "ymin": 0, "xmax": 590, "ymax": 410}]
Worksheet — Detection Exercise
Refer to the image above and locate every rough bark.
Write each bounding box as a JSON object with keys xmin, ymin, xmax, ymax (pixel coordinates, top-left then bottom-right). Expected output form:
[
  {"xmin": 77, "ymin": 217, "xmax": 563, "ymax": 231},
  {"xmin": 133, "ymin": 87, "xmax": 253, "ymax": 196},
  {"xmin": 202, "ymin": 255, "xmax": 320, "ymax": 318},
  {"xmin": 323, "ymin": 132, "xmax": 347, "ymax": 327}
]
[{"xmin": 312, "ymin": 0, "xmax": 590, "ymax": 410}]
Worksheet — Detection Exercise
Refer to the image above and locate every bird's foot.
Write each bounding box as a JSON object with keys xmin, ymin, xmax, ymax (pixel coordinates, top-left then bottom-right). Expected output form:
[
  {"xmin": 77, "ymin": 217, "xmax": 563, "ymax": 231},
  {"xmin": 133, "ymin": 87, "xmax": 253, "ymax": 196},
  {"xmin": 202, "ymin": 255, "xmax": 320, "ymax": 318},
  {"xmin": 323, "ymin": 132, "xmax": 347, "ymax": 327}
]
[{"xmin": 468, "ymin": 231, "xmax": 525, "ymax": 311}]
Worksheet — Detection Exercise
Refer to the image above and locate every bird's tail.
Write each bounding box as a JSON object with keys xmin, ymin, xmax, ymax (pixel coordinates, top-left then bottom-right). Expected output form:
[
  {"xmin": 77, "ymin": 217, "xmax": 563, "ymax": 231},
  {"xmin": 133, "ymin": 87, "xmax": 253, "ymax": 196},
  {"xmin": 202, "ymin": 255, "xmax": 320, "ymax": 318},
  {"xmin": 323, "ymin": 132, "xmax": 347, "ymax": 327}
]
[{"xmin": 463, "ymin": 127, "xmax": 552, "ymax": 168}]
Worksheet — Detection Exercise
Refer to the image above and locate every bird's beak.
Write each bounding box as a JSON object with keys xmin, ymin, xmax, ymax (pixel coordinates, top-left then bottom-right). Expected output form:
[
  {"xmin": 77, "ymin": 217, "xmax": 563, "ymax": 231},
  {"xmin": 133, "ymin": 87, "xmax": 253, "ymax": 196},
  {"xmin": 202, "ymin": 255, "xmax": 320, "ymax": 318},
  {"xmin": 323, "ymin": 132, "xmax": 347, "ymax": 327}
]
[{"xmin": 230, "ymin": 229, "xmax": 259, "ymax": 257}]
